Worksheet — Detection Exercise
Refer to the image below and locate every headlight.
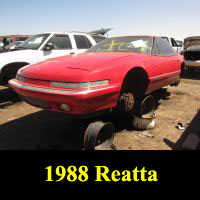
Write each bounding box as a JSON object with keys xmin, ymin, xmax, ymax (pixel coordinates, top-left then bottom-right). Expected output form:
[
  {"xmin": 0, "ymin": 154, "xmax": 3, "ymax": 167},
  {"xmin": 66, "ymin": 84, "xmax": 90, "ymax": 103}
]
[{"xmin": 51, "ymin": 80, "xmax": 110, "ymax": 89}]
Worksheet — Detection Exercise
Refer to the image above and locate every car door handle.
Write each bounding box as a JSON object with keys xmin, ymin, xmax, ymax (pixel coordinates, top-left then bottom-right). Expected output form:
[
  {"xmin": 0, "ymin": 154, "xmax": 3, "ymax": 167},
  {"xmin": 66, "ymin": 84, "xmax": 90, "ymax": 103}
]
[{"xmin": 70, "ymin": 52, "xmax": 75, "ymax": 55}]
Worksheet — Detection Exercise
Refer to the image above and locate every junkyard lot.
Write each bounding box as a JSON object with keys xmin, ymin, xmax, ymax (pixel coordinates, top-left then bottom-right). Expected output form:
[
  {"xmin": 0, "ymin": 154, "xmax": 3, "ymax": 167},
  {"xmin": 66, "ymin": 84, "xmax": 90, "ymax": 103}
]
[{"xmin": 0, "ymin": 72, "xmax": 200, "ymax": 150}]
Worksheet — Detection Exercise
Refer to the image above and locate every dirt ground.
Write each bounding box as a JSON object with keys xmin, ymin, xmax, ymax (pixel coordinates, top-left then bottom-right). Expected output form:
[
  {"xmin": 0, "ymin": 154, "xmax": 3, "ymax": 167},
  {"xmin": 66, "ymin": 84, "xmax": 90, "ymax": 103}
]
[{"xmin": 0, "ymin": 71, "xmax": 200, "ymax": 150}]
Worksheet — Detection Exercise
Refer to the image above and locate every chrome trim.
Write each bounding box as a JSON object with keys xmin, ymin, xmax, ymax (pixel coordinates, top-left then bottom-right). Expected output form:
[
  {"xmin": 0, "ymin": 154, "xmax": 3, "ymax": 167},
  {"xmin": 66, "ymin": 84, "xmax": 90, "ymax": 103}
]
[
  {"xmin": 150, "ymin": 70, "xmax": 180, "ymax": 80},
  {"xmin": 9, "ymin": 79, "xmax": 117, "ymax": 95}
]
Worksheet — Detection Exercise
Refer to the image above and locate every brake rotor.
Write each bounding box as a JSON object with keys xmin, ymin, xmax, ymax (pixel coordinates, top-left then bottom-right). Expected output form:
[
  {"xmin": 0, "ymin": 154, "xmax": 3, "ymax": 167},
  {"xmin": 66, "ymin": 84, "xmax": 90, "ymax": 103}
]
[
  {"xmin": 120, "ymin": 93, "xmax": 135, "ymax": 112},
  {"xmin": 127, "ymin": 93, "xmax": 135, "ymax": 112}
]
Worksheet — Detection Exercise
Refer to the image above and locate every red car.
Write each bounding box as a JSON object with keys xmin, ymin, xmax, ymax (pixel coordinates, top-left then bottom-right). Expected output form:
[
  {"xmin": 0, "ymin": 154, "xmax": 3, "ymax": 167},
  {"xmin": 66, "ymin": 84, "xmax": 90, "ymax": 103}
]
[{"xmin": 9, "ymin": 36, "xmax": 184, "ymax": 117}]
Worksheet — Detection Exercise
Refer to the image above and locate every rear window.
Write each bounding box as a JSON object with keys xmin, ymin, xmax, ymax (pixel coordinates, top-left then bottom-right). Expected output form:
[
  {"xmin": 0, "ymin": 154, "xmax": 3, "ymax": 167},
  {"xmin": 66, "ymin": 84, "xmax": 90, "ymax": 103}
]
[{"xmin": 87, "ymin": 36, "xmax": 153, "ymax": 54}]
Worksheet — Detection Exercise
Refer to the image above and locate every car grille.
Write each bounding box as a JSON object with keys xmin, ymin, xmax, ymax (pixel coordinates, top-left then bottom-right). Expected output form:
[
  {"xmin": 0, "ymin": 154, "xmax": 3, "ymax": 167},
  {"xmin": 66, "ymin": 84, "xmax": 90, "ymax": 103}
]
[{"xmin": 20, "ymin": 95, "xmax": 50, "ymax": 109}]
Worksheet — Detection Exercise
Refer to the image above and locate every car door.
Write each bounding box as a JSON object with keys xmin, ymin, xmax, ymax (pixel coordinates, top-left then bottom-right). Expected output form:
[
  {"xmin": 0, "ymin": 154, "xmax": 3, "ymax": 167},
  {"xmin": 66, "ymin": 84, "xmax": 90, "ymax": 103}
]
[
  {"xmin": 40, "ymin": 34, "xmax": 75, "ymax": 60},
  {"xmin": 73, "ymin": 34, "xmax": 93, "ymax": 54},
  {"xmin": 148, "ymin": 37, "xmax": 180, "ymax": 91}
]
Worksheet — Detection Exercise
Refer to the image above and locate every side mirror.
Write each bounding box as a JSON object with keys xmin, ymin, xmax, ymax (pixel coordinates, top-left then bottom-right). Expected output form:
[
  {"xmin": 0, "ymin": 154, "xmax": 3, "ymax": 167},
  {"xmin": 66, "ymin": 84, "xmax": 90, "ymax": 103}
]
[
  {"xmin": 43, "ymin": 43, "xmax": 54, "ymax": 51},
  {"xmin": 180, "ymin": 50, "xmax": 184, "ymax": 55}
]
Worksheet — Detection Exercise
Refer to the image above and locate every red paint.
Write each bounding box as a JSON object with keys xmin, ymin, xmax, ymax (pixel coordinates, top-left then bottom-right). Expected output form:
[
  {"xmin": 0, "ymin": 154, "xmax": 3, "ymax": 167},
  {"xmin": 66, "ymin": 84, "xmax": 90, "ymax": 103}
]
[{"xmin": 9, "ymin": 49, "xmax": 184, "ymax": 116}]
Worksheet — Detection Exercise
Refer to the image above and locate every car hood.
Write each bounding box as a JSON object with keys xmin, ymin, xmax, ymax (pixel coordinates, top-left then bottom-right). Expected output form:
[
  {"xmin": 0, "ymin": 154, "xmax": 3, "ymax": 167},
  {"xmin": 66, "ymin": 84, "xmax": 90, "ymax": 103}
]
[
  {"xmin": 184, "ymin": 36, "xmax": 200, "ymax": 50},
  {"xmin": 19, "ymin": 52, "xmax": 141, "ymax": 82}
]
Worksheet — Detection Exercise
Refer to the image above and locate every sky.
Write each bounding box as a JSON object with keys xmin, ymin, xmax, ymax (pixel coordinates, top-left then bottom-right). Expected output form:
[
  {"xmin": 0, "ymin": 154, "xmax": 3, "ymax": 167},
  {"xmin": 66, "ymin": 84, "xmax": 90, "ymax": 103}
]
[{"xmin": 0, "ymin": 0, "xmax": 200, "ymax": 40}]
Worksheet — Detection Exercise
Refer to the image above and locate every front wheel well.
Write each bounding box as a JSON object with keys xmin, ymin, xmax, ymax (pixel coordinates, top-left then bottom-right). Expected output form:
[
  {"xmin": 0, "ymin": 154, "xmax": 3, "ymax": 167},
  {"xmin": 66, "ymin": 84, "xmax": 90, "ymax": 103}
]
[
  {"xmin": 0, "ymin": 62, "xmax": 29, "ymax": 84},
  {"xmin": 121, "ymin": 67, "xmax": 149, "ymax": 97}
]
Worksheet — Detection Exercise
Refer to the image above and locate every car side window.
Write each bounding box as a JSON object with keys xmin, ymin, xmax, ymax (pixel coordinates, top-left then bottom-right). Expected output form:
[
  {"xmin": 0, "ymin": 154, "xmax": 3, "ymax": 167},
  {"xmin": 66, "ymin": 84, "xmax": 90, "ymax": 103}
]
[
  {"xmin": 152, "ymin": 37, "xmax": 176, "ymax": 56},
  {"xmin": 48, "ymin": 34, "xmax": 72, "ymax": 50},
  {"xmin": 74, "ymin": 35, "xmax": 92, "ymax": 49}
]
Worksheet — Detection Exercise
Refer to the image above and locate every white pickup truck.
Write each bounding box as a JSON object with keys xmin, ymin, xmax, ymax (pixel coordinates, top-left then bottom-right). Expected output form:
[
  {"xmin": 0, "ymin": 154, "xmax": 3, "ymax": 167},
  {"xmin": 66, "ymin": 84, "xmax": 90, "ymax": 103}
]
[
  {"xmin": 161, "ymin": 36, "xmax": 183, "ymax": 53},
  {"xmin": 0, "ymin": 31, "xmax": 106, "ymax": 85}
]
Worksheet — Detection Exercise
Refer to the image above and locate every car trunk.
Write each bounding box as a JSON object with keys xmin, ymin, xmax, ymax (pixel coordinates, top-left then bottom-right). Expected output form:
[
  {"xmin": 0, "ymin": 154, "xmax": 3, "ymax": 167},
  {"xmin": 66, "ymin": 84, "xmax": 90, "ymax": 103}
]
[
  {"xmin": 184, "ymin": 37, "xmax": 200, "ymax": 61},
  {"xmin": 184, "ymin": 51, "xmax": 200, "ymax": 61}
]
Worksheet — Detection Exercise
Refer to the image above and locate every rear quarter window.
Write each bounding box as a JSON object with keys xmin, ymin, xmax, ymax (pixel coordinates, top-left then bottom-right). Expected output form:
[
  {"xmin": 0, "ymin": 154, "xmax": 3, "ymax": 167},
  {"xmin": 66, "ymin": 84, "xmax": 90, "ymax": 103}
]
[{"xmin": 152, "ymin": 37, "xmax": 176, "ymax": 56}]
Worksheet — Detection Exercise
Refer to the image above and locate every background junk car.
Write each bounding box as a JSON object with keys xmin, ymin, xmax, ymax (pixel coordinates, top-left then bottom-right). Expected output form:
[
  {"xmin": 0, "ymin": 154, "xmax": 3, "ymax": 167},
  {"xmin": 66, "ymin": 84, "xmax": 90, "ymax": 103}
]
[
  {"xmin": 0, "ymin": 31, "xmax": 108, "ymax": 86},
  {"xmin": 184, "ymin": 36, "xmax": 200, "ymax": 71},
  {"xmin": 0, "ymin": 41, "xmax": 23, "ymax": 54},
  {"xmin": 0, "ymin": 35, "xmax": 30, "ymax": 49},
  {"xmin": 9, "ymin": 36, "xmax": 184, "ymax": 118}
]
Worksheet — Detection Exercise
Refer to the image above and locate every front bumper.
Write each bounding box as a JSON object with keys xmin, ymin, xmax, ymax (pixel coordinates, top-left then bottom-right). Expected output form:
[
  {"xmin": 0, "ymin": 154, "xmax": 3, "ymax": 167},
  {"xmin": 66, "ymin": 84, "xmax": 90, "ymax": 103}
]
[
  {"xmin": 9, "ymin": 79, "xmax": 120, "ymax": 115},
  {"xmin": 185, "ymin": 60, "xmax": 200, "ymax": 68}
]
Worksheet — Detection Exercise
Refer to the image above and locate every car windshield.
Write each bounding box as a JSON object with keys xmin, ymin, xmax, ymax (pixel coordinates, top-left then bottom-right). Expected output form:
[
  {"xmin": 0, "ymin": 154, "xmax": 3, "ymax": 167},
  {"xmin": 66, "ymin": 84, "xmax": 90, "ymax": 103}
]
[
  {"xmin": 17, "ymin": 34, "xmax": 50, "ymax": 50},
  {"xmin": 86, "ymin": 36, "xmax": 153, "ymax": 54}
]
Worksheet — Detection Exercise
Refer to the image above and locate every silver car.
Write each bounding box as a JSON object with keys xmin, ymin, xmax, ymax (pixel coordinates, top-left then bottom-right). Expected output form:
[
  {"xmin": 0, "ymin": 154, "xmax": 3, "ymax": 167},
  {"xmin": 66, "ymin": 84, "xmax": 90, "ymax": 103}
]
[{"xmin": 184, "ymin": 36, "xmax": 200, "ymax": 69}]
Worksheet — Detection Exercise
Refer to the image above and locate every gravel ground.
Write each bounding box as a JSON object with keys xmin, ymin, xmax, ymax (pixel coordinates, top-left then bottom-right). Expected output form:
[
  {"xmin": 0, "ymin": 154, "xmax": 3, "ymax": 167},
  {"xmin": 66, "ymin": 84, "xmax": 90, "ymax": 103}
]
[{"xmin": 0, "ymin": 71, "xmax": 200, "ymax": 150}]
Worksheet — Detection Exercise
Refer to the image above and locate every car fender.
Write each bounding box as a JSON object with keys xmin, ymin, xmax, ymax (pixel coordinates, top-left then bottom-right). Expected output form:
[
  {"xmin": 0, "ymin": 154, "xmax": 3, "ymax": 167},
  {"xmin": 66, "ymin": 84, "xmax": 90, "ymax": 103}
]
[
  {"xmin": 0, "ymin": 60, "xmax": 32, "ymax": 74},
  {"xmin": 0, "ymin": 50, "xmax": 37, "ymax": 73},
  {"xmin": 120, "ymin": 65, "xmax": 149, "ymax": 90},
  {"xmin": 88, "ymin": 57, "xmax": 150, "ymax": 94}
]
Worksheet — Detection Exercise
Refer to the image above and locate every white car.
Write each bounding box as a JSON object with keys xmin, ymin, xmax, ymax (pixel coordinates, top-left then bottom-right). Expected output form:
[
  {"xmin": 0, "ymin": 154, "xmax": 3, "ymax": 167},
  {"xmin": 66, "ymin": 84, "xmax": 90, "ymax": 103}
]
[
  {"xmin": 176, "ymin": 40, "xmax": 184, "ymax": 52},
  {"xmin": 0, "ymin": 32, "xmax": 102, "ymax": 85},
  {"xmin": 161, "ymin": 36, "xmax": 183, "ymax": 53}
]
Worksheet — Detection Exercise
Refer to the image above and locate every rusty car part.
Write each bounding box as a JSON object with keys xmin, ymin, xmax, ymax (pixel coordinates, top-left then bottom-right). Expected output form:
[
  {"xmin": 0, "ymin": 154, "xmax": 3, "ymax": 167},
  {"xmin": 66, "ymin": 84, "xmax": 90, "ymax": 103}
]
[
  {"xmin": 84, "ymin": 121, "xmax": 115, "ymax": 150},
  {"xmin": 139, "ymin": 95, "xmax": 155, "ymax": 118},
  {"xmin": 119, "ymin": 93, "xmax": 135, "ymax": 112},
  {"xmin": 132, "ymin": 95, "xmax": 156, "ymax": 130}
]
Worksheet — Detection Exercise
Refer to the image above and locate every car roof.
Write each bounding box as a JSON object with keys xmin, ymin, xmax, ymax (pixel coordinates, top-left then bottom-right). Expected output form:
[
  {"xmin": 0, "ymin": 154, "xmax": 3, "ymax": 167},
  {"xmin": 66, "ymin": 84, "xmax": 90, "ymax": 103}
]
[
  {"xmin": 108, "ymin": 35, "xmax": 155, "ymax": 38},
  {"xmin": 35, "ymin": 32, "xmax": 90, "ymax": 35}
]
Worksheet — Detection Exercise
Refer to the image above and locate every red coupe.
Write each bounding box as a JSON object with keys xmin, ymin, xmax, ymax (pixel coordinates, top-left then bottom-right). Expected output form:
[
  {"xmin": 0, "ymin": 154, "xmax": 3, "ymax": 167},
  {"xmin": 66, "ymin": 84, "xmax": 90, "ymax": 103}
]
[{"xmin": 9, "ymin": 36, "xmax": 184, "ymax": 117}]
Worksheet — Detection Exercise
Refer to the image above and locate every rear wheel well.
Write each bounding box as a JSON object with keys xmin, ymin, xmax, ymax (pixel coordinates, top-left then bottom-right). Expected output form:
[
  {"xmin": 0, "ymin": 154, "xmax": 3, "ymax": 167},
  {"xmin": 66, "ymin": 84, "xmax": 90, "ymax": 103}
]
[
  {"xmin": 180, "ymin": 62, "xmax": 186, "ymax": 77},
  {"xmin": 117, "ymin": 67, "xmax": 149, "ymax": 112},
  {"xmin": 121, "ymin": 67, "xmax": 149, "ymax": 97},
  {"xmin": 0, "ymin": 62, "xmax": 29, "ymax": 85}
]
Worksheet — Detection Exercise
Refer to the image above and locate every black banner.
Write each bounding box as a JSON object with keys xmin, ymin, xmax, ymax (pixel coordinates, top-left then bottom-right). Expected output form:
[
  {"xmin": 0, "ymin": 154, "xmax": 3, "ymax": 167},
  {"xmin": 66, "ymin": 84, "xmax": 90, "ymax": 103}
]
[{"xmin": 0, "ymin": 151, "xmax": 199, "ymax": 188}]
